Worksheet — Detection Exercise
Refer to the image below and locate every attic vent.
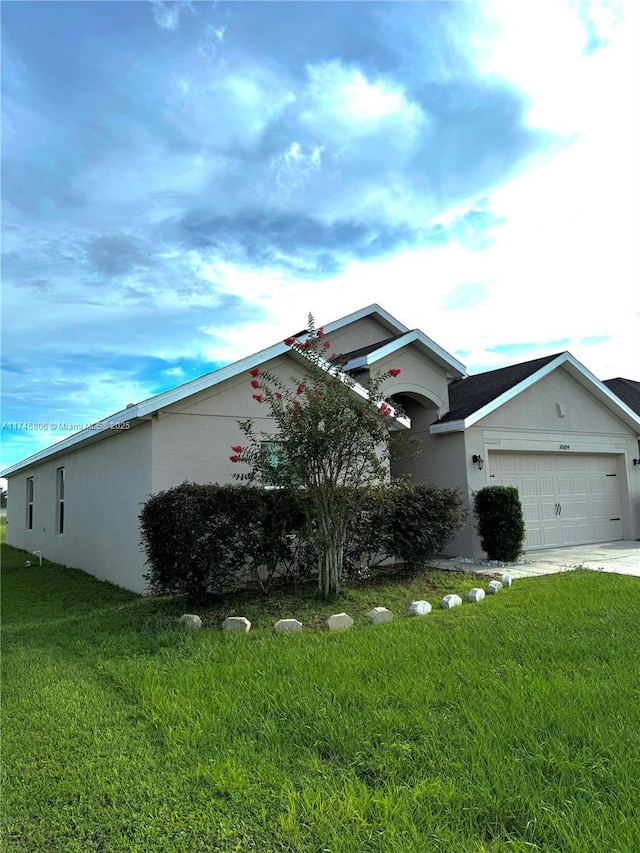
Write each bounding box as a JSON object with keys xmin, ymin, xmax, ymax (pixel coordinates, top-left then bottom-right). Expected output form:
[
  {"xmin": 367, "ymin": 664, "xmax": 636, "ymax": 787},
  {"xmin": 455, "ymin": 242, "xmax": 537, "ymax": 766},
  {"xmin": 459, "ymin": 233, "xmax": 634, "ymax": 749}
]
[
  {"xmin": 125, "ymin": 403, "xmax": 136, "ymax": 409},
  {"xmin": 556, "ymin": 402, "xmax": 566, "ymax": 418}
]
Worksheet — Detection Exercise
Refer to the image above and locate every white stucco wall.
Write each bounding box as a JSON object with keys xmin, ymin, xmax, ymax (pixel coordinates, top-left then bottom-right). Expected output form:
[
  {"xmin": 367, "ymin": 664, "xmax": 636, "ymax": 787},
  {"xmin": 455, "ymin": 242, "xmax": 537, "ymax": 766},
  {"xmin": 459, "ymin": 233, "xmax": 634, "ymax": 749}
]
[
  {"xmin": 151, "ymin": 354, "xmax": 307, "ymax": 492},
  {"xmin": 327, "ymin": 316, "xmax": 399, "ymax": 354},
  {"xmin": 6, "ymin": 422, "xmax": 152, "ymax": 592}
]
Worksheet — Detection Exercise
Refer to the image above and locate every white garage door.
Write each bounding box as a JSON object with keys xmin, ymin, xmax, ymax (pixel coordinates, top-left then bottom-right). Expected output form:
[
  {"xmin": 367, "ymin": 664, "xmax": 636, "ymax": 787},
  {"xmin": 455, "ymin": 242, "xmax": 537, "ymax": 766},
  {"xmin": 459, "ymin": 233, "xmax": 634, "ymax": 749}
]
[{"xmin": 489, "ymin": 452, "xmax": 622, "ymax": 550}]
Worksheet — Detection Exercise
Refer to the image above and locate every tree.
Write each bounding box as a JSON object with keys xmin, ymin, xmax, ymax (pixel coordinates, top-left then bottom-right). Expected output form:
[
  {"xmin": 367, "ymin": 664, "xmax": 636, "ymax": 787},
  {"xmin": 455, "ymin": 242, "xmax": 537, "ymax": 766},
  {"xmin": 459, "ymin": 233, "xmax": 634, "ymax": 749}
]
[
  {"xmin": 230, "ymin": 315, "xmax": 405, "ymax": 596},
  {"xmin": 0, "ymin": 487, "xmax": 6, "ymax": 509}
]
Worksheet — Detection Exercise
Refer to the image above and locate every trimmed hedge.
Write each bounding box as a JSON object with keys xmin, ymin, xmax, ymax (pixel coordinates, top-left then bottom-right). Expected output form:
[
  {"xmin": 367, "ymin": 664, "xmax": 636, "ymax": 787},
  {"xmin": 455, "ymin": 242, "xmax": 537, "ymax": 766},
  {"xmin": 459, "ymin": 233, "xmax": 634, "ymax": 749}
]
[
  {"xmin": 140, "ymin": 482, "xmax": 467, "ymax": 599},
  {"xmin": 474, "ymin": 485, "xmax": 525, "ymax": 561},
  {"xmin": 140, "ymin": 484, "xmax": 306, "ymax": 598}
]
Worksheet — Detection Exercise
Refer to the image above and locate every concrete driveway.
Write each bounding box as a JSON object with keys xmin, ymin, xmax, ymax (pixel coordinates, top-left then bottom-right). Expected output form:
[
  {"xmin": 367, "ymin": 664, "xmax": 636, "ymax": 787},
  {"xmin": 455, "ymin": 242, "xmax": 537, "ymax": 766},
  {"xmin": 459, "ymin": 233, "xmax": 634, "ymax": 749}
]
[{"xmin": 434, "ymin": 541, "xmax": 640, "ymax": 579}]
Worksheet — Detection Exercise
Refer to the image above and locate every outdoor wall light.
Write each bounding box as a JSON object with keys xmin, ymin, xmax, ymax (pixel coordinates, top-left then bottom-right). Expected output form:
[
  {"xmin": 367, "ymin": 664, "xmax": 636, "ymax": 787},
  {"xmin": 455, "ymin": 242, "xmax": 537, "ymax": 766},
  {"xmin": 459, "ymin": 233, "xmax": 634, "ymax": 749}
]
[
  {"xmin": 633, "ymin": 458, "xmax": 640, "ymax": 467},
  {"xmin": 472, "ymin": 454, "xmax": 484, "ymax": 470}
]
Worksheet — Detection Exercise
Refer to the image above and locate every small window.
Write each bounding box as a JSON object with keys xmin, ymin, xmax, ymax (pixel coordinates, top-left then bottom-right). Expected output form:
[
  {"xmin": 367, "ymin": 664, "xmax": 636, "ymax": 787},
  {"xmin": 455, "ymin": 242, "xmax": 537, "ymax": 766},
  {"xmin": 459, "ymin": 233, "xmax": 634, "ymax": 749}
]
[
  {"xmin": 26, "ymin": 477, "xmax": 34, "ymax": 530},
  {"xmin": 56, "ymin": 467, "xmax": 65, "ymax": 535},
  {"xmin": 259, "ymin": 441, "xmax": 304, "ymax": 488},
  {"xmin": 260, "ymin": 441, "xmax": 281, "ymax": 488}
]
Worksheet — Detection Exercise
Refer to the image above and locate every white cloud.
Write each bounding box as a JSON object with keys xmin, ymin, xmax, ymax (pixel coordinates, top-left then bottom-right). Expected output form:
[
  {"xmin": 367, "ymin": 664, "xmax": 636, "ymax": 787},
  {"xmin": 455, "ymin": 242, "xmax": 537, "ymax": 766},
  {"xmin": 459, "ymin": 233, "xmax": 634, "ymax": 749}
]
[
  {"xmin": 151, "ymin": 1, "xmax": 194, "ymax": 31},
  {"xmin": 301, "ymin": 60, "xmax": 427, "ymax": 151}
]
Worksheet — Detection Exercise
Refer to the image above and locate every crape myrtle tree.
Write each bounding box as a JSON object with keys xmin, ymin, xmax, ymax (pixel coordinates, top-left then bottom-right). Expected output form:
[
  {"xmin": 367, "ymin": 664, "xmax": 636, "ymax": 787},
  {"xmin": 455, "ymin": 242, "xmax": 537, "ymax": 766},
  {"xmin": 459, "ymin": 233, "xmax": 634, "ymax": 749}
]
[{"xmin": 229, "ymin": 314, "xmax": 405, "ymax": 597}]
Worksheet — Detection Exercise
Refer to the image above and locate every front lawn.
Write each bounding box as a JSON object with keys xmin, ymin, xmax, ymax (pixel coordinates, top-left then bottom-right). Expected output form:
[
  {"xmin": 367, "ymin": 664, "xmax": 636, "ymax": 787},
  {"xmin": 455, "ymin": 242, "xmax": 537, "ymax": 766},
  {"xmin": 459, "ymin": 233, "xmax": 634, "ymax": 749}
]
[{"xmin": 2, "ymin": 543, "xmax": 639, "ymax": 852}]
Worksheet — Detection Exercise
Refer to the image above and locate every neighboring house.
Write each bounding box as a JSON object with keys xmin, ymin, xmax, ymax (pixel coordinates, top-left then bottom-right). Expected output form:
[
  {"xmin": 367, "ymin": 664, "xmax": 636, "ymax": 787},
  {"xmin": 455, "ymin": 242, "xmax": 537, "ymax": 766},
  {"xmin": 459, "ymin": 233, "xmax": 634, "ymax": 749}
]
[{"xmin": 3, "ymin": 304, "xmax": 640, "ymax": 592}]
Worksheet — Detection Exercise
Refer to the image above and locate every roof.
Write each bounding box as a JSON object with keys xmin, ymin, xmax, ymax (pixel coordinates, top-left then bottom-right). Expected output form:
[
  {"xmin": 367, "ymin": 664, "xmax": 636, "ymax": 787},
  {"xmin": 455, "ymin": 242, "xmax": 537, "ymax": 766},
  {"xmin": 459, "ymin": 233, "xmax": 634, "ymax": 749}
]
[
  {"xmin": 437, "ymin": 353, "xmax": 562, "ymax": 423},
  {"xmin": 431, "ymin": 352, "xmax": 640, "ymax": 434},
  {"xmin": 603, "ymin": 378, "xmax": 640, "ymax": 416},
  {"xmin": 1, "ymin": 304, "xmax": 416, "ymax": 477}
]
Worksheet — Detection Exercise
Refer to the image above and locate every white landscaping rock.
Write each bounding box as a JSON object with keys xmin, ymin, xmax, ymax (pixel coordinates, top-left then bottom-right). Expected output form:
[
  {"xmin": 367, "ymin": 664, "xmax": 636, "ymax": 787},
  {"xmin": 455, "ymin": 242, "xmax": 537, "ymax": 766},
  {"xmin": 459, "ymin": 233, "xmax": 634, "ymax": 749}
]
[
  {"xmin": 178, "ymin": 614, "xmax": 202, "ymax": 629},
  {"xmin": 487, "ymin": 580, "xmax": 503, "ymax": 595},
  {"xmin": 274, "ymin": 618, "xmax": 303, "ymax": 634},
  {"xmin": 368, "ymin": 607, "xmax": 394, "ymax": 625},
  {"xmin": 441, "ymin": 594, "xmax": 463, "ymax": 610},
  {"xmin": 222, "ymin": 616, "xmax": 251, "ymax": 632},
  {"xmin": 501, "ymin": 574, "xmax": 513, "ymax": 588},
  {"xmin": 325, "ymin": 612, "xmax": 354, "ymax": 630},
  {"xmin": 409, "ymin": 600, "xmax": 432, "ymax": 616},
  {"xmin": 468, "ymin": 588, "xmax": 485, "ymax": 603}
]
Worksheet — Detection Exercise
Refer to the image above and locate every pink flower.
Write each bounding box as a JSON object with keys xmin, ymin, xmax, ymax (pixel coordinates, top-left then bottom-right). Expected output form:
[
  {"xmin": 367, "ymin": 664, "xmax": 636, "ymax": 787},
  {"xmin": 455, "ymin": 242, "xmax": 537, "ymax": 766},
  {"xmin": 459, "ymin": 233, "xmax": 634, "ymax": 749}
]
[
  {"xmin": 249, "ymin": 367, "xmax": 260, "ymax": 378},
  {"xmin": 317, "ymin": 327, "xmax": 325, "ymax": 338},
  {"xmin": 380, "ymin": 403, "xmax": 392, "ymax": 417},
  {"xmin": 301, "ymin": 340, "xmax": 311, "ymax": 350},
  {"xmin": 252, "ymin": 394, "xmax": 263, "ymax": 403},
  {"xmin": 231, "ymin": 445, "xmax": 243, "ymax": 453},
  {"xmin": 275, "ymin": 392, "xmax": 283, "ymax": 399},
  {"xmin": 229, "ymin": 455, "xmax": 239, "ymax": 463},
  {"xmin": 296, "ymin": 385, "xmax": 304, "ymax": 395},
  {"xmin": 323, "ymin": 341, "xmax": 331, "ymax": 349},
  {"xmin": 250, "ymin": 378, "xmax": 260, "ymax": 389},
  {"xmin": 388, "ymin": 368, "xmax": 402, "ymax": 378},
  {"xmin": 330, "ymin": 352, "xmax": 337, "ymax": 359},
  {"xmin": 297, "ymin": 419, "xmax": 304, "ymax": 426},
  {"xmin": 315, "ymin": 393, "xmax": 323, "ymax": 399},
  {"xmin": 284, "ymin": 336, "xmax": 297, "ymax": 346}
]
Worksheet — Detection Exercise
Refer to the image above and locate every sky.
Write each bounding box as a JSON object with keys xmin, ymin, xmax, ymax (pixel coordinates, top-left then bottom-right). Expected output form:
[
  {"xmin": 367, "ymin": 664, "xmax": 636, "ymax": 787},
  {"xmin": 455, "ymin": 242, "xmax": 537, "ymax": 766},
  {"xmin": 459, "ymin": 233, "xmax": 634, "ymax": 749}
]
[{"xmin": 2, "ymin": 0, "xmax": 639, "ymax": 471}]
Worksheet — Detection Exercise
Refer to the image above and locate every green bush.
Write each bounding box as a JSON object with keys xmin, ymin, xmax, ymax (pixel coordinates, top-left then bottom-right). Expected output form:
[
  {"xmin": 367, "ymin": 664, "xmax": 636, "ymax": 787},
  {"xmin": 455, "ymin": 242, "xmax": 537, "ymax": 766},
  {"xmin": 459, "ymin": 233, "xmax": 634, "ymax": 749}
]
[
  {"xmin": 139, "ymin": 483, "xmax": 305, "ymax": 599},
  {"xmin": 140, "ymin": 481, "xmax": 468, "ymax": 598},
  {"xmin": 474, "ymin": 485, "xmax": 525, "ymax": 561},
  {"xmin": 387, "ymin": 483, "xmax": 468, "ymax": 571}
]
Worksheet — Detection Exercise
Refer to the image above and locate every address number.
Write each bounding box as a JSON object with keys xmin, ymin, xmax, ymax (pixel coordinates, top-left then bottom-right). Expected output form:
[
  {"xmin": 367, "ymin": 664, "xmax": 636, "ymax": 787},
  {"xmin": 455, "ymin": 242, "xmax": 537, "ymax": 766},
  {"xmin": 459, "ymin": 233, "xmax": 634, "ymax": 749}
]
[{"xmin": 559, "ymin": 444, "xmax": 570, "ymax": 450}]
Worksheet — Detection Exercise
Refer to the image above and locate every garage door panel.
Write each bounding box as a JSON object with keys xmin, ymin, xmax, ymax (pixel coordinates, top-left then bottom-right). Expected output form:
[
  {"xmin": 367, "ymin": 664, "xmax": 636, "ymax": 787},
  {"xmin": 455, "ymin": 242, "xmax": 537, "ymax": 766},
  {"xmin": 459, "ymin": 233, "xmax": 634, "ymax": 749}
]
[
  {"xmin": 489, "ymin": 452, "xmax": 622, "ymax": 550},
  {"xmin": 539, "ymin": 477, "xmax": 554, "ymax": 497}
]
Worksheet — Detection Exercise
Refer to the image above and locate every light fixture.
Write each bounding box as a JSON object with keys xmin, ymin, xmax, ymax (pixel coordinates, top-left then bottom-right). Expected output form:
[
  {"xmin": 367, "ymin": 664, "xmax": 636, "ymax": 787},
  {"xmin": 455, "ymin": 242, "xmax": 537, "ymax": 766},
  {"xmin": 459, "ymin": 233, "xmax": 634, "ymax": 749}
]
[
  {"xmin": 472, "ymin": 454, "xmax": 484, "ymax": 470},
  {"xmin": 633, "ymin": 458, "xmax": 640, "ymax": 467}
]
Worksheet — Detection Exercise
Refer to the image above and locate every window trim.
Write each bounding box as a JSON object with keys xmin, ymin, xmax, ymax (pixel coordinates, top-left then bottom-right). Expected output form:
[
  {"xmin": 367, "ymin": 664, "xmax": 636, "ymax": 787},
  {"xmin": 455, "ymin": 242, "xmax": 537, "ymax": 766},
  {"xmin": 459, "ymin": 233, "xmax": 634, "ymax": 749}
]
[
  {"xmin": 26, "ymin": 477, "xmax": 34, "ymax": 530},
  {"xmin": 56, "ymin": 467, "xmax": 65, "ymax": 535}
]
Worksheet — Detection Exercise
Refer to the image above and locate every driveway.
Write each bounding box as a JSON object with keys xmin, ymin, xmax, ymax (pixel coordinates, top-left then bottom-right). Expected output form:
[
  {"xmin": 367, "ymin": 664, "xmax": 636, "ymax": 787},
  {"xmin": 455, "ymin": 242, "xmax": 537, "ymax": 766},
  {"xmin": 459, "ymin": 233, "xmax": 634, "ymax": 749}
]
[{"xmin": 434, "ymin": 541, "xmax": 640, "ymax": 579}]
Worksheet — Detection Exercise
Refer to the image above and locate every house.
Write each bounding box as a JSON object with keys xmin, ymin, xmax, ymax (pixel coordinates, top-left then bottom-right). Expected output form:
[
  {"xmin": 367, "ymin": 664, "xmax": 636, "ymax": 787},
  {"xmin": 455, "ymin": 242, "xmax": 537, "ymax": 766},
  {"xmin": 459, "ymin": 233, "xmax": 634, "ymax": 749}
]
[{"xmin": 3, "ymin": 304, "xmax": 640, "ymax": 592}]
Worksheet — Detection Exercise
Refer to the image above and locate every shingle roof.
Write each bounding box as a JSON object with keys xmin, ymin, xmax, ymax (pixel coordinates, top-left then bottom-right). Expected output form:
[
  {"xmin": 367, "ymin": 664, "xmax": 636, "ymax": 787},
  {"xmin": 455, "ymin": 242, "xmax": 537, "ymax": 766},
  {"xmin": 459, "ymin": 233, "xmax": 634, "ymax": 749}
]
[
  {"xmin": 603, "ymin": 377, "xmax": 640, "ymax": 416},
  {"xmin": 435, "ymin": 352, "xmax": 564, "ymax": 423}
]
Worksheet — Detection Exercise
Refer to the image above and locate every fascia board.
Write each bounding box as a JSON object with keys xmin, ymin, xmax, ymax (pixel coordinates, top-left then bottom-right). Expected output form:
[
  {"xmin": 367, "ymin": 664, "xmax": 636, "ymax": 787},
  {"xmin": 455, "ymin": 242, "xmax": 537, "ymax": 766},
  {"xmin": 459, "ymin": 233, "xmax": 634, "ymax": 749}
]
[
  {"xmin": 136, "ymin": 341, "xmax": 291, "ymax": 416},
  {"xmin": 360, "ymin": 330, "xmax": 467, "ymax": 377},
  {"xmin": 429, "ymin": 419, "xmax": 466, "ymax": 434},
  {"xmin": 0, "ymin": 408, "xmax": 147, "ymax": 477},
  {"xmin": 323, "ymin": 303, "xmax": 410, "ymax": 336}
]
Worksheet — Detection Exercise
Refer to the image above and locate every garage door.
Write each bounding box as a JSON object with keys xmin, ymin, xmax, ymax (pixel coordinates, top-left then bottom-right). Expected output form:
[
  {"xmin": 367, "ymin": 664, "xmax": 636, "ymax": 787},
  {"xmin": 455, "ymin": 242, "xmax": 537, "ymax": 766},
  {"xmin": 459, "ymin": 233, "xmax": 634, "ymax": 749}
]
[{"xmin": 488, "ymin": 452, "xmax": 622, "ymax": 550}]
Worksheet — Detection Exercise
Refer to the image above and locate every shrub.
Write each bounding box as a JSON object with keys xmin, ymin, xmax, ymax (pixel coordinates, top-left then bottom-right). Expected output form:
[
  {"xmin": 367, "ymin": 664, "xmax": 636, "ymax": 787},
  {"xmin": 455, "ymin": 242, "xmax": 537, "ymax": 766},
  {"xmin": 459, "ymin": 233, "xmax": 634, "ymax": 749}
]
[
  {"xmin": 386, "ymin": 483, "xmax": 468, "ymax": 571},
  {"xmin": 474, "ymin": 486, "xmax": 525, "ymax": 561},
  {"xmin": 139, "ymin": 483, "xmax": 305, "ymax": 599},
  {"xmin": 140, "ymin": 481, "xmax": 468, "ymax": 599}
]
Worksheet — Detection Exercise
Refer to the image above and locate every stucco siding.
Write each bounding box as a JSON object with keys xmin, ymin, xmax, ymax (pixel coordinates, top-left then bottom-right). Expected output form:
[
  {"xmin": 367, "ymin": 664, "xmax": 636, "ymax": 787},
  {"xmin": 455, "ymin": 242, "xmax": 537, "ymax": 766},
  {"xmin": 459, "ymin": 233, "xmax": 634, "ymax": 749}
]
[
  {"xmin": 377, "ymin": 348, "xmax": 450, "ymax": 413},
  {"xmin": 6, "ymin": 422, "xmax": 152, "ymax": 592},
  {"xmin": 479, "ymin": 369, "xmax": 632, "ymax": 435},
  {"xmin": 327, "ymin": 316, "xmax": 399, "ymax": 354},
  {"xmin": 151, "ymin": 353, "xmax": 311, "ymax": 492}
]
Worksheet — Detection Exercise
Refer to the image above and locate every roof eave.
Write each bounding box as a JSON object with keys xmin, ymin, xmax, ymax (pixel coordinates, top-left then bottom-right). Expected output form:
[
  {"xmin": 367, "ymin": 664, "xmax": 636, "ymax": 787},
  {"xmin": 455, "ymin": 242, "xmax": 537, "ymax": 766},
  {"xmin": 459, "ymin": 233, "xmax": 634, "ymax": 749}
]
[
  {"xmin": 343, "ymin": 330, "xmax": 467, "ymax": 378},
  {"xmin": 429, "ymin": 352, "xmax": 640, "ymax": 435}
]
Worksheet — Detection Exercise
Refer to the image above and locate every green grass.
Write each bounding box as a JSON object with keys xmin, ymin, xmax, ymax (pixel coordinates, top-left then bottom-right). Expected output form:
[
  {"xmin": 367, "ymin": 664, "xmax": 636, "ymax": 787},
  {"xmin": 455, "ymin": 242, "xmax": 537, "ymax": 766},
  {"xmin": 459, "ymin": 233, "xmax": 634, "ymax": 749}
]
[{"xmin": 2, "ymin": 544, "xmax": 640, "ymax": 852}]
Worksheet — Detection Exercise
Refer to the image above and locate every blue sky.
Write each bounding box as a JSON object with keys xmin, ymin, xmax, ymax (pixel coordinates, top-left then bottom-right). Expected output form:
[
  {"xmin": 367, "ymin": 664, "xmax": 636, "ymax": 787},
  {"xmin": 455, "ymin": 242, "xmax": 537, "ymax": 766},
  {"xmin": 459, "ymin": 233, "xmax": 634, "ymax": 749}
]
[{"xmin": 2, "ymin": 0, "xmax": 639, "ymax": 470}]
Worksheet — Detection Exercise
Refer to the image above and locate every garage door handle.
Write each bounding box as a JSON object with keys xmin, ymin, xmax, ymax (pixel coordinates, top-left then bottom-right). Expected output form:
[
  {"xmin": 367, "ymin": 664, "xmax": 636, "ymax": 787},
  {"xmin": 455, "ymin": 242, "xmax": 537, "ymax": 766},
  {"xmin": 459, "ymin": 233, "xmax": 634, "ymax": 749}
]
[{"xmin": 558, "ymin": 504, "xmax": 562, "ymax": 516}]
